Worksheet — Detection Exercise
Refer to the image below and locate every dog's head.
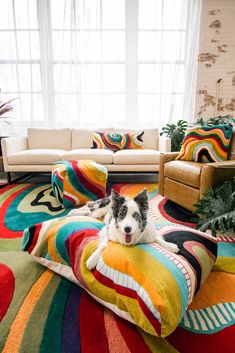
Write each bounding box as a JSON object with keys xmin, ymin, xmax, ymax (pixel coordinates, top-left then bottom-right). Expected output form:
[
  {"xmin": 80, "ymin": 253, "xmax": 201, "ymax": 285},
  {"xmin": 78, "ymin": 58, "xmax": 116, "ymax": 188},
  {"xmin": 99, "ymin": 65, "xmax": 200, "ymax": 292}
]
[{"xmin": 110, "ymin": 188, "xmax": 149, "ymax": 246}]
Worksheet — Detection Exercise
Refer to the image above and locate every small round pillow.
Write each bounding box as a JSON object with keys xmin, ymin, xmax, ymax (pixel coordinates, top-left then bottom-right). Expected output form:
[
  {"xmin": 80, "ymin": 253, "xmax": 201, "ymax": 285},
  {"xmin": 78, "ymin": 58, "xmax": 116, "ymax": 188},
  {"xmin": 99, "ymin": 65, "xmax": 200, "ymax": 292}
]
[{"xmin": 52, "ymin": 159, "xmax": 108, "ymax": 208}]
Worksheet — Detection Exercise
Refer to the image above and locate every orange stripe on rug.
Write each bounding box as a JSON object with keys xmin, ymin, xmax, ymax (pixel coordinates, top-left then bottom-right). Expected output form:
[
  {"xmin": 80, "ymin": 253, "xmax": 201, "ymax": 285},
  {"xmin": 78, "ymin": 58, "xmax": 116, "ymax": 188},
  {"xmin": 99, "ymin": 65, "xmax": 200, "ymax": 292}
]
[
  {"xmin": 2, "ymin": 269, "xmax": 54, "ymax": 353},
  {"xmin": 103, "ymin": 308, "xmax": 132, "ymax": 353}
]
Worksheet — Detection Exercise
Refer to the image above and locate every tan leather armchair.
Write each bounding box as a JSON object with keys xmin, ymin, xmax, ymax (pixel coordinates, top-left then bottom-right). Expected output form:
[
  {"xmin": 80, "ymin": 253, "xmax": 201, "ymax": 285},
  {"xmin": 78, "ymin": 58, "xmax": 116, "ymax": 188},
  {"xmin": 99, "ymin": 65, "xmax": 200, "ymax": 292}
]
[{"xmin": 158, "ymin": 141, "xmax": 235, "ymax": 211}]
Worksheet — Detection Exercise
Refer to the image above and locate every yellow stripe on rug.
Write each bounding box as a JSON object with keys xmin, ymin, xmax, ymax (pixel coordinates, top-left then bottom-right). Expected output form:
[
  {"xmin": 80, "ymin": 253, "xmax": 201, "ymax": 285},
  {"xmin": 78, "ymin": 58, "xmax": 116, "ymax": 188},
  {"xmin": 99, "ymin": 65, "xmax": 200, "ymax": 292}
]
[{"xmin": 2, "ymin": 269, "xmax": 54, "ymax": 353}]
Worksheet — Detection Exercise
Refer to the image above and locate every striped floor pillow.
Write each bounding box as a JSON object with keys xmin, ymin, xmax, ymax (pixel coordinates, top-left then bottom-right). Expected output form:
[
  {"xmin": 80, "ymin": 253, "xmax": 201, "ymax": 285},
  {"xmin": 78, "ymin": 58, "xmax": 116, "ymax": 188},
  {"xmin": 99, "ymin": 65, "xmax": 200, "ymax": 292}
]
[
  {"xmin": 52, "ymin": 160, "xmax": 108, "ymax": 208},
  {"xmin": 22, "ymin": 216, "xmax": 217, "ymax": 337}
]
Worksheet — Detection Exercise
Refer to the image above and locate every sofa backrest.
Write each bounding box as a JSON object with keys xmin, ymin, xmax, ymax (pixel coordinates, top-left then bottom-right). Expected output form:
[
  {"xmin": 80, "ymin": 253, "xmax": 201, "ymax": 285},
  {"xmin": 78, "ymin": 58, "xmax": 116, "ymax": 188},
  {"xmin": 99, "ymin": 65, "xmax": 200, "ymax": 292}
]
[
  {"xmin": 28, "ymin": 128, "xmax": 71, "ymax": 150},
  {"xmin": 72, "ymin": 128, "xmax": 114, "ymax": 149},
  {"xmin": 114, "ymin": 128, "xmax": 159, "ymax": 150}
]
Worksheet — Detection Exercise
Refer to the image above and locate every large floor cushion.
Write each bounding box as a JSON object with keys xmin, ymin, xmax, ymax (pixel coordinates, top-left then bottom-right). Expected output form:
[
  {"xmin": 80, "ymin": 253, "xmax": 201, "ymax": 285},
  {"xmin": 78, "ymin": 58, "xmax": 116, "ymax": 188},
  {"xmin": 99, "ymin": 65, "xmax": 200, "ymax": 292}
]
[
  {"xmin": 22, "ymin": 216, "xmax": 217, "ymax": 338},
  {"xmin": 52, "ymin": 159, "xmax": 108, "ymax": 208}
]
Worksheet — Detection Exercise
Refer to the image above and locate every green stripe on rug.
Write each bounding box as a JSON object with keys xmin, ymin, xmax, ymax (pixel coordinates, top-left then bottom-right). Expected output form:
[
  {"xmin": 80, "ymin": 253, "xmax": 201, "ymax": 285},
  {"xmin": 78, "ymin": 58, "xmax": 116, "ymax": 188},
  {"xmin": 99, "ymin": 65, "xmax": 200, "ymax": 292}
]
[
  {"xmin": 19, "ymin": 273, "xmax": 62, "ymax": 353},
  {"xmin": 0, "ymin": 238, "xmax": 22, "ymax": 251},
  {"xmin": 39, "ymin": 277, "xmax": 72, "ymax": 353}
]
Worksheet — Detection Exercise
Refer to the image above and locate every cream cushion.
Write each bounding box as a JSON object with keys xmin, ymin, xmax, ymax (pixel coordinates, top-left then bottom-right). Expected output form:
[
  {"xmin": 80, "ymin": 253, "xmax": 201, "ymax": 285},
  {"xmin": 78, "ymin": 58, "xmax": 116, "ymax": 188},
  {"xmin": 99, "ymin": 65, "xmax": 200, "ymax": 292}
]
[
  {"xmin": 113, "ymin": 149, "xmax": 160, "ymax": 165},
  {"xmin": 7, "ymin": 149, "xmax": 65, "ymax": 165},
  {"xmin": 28, "ymin": 128, "xmax": 71, "ymax": 150},
  {"xmin": 114, "ymin": 128, "xmax": 158, "ymax": 150},
  {"xmin": 72, "ymin": 128, "xmax": 114, "ymax": 149},
  {"xmin": 61, "ymin": 149, "xmax": 114, "ymax": 164}
]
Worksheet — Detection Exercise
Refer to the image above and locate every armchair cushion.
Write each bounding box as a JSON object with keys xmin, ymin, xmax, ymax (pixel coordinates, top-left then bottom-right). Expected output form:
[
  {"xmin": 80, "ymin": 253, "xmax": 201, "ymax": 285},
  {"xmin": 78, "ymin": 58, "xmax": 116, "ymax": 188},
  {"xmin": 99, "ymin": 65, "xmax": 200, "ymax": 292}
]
[
  {"xmin": 176, "ymin": 125, "xmax": 233, "ymax": 163},
  {"xmin": 164, "ymin": 160, "xmax": 204, "ymax": 188}
]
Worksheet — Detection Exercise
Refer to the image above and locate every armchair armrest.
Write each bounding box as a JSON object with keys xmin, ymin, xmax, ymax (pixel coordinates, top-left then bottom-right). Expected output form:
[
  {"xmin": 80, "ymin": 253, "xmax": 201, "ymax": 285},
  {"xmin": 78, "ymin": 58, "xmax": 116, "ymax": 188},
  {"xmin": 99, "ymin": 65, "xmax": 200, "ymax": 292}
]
[
  {"xmin": 158, "ymin": 152, "xmax": 179, "ymax": 195},
  {"xmin": 200, "ymin": 160, "xmax": 235, "ymax": 197},
  {"xmin": 158, "ymin": 136, "xmax": 171, "ymax": 152}
]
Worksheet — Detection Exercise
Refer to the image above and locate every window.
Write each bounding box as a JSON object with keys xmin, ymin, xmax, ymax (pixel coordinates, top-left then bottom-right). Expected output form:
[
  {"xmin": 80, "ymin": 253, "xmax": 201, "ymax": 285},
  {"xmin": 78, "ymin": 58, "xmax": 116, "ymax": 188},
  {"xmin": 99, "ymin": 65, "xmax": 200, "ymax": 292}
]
[{"xmin": 0, "ymin": 0, "xmax": 200, "ymax": 131}]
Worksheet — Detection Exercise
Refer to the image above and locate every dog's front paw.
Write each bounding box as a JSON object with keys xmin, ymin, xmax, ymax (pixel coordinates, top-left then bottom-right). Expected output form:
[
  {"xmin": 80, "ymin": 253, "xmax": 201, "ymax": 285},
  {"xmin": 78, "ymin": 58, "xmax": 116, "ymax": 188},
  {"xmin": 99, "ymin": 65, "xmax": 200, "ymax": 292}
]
[
  {"xmin": 86, "ymin": 254, "xmax": 99, "ymax": 270},
  {"xmin": 168, "ymin": 243, "xmax": 180, "ymax": 254},
  {"xmin": 68, "ymin": 209, "xmax": 89, "ymax": 217}
]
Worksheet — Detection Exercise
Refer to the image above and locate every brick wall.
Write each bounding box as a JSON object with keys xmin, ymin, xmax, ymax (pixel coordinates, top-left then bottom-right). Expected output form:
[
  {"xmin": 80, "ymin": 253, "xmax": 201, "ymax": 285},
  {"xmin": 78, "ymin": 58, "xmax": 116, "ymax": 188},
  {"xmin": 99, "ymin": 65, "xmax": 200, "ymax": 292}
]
[{"xmin": 195, "ymin": 0, "xmax": 235, "ymax": 120}]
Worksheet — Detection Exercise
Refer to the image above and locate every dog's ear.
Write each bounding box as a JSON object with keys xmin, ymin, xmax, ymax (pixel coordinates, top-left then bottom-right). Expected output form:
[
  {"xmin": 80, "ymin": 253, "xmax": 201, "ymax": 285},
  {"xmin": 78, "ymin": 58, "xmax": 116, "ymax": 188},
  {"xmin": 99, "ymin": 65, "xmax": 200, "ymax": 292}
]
[
  {"xmin": 111, "ymin": 189, "xmax": 125, "ymax": 218},
  {"xmin": 134, "ymin": 188, "xmax": 149, "ymax": 213}
]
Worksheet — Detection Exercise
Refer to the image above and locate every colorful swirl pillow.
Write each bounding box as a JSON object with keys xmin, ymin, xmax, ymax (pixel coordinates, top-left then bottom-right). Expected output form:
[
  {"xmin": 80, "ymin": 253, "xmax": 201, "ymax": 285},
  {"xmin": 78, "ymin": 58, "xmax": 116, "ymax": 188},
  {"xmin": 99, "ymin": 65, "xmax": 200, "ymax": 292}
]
[
  {"xmin": 92, "ymin": 131, "xmax": 144, "ymax": 151},
  {"xmin": 176, "ymin": 125, "xmax": 233, "ymax": 162},
  {"xmin": 22, "ymin": 216, "xmax": 217, "ymax": 337}
]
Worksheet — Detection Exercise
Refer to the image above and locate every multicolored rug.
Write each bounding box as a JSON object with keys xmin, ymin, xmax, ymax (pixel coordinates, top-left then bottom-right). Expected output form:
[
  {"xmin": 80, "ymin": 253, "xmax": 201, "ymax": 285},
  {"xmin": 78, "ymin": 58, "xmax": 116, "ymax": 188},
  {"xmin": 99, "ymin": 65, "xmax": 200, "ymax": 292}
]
[{"xmin": 0, "ymin": 182, "xmax": 235, "ymax": 353}]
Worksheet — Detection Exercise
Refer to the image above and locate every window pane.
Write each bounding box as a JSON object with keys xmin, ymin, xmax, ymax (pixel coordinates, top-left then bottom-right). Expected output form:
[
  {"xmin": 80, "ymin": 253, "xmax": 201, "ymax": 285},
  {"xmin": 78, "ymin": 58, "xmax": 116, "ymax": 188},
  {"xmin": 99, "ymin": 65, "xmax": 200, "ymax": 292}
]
[
  {"xmin": 0, "ymin": 65, "xmax": 18, "ymax": 91},
  {"xmin": 0, "ymin": 32, "xmax": 16, "ymax": 59},
  {"xmin": 138, "ymin": 94, "xmax": 156, "ymax": 122},
  {"xmin": 163, "ymin": 0, "xmax": 187, "ymax": 30},
  {"xmin": 17, "ymin": 32, "xmax": 40, "ymax": 60},
  {"xmin": 162, "ymin": 32, "xmax": 185, "ymax": 60},
  {"xmin": 51, "ymin": 0, "xmax": 101, "ymax": 29},
  {"xmin": 0, "ymin": 1, "xmax": 14, "ymax": 29},
  {"xmin": 139, "ymin": 0, "xmax": 162, "ymax": 30},
  {"xmin": 103, "ymin": 65, "xmax": 125, "ymax": 92},
  {"xmin": 17, "ymin": 94, "xmax": 43, "ymax": 122},
  {"xmin": 139, "ymin": 32, "xmax": 162, "ymax": 61},
  {"xmin": 103, "ymin": 94, "xmax": 125, "ymax": 122},
  {"xmin": 14, "ymin": 0, "xmax": 38, "ymax": 29},
  {"xmin": 18, "ymin": 64, "xmax": 41, "ymax": 92},
  {"xmin": 54, "ymin": 64, "xmax": 82, "ymax": 92},
  {"xmin": 139, "ymin": 64, "xmax": 161, "ymax": 93},
  {"xmin": 53, "ymin": 32, "xmax": 101, "ymax": 61},
  {"xmin": 102, "ymin": 0, "xmax": 125, "ymax": 29},
  {"xmin": 162, "ymin": 64, "xmax": 185, "ymax": 93},
  {"xmin": 55, "ymin": 94, "xmax": 78, "ymax": 122},
  {"xmin": 80, "ymin": 94, "xmax": 102, "ymax": 122},
  {"xmin": 103, "ymin": 32, "xmax": 125, "ymax": 60}
]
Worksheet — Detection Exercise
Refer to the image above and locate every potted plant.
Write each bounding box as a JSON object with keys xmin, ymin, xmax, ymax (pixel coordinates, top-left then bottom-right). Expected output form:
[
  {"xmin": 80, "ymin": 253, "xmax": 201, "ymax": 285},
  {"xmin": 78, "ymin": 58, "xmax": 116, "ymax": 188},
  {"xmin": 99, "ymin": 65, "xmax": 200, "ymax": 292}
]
[
  {"xmin": 0, "ymin": 98, "xmax": 15, "ymax": 137},
  {"xmin": 160, "ymin": 120, "xmax": 188, "ymax": 152}
]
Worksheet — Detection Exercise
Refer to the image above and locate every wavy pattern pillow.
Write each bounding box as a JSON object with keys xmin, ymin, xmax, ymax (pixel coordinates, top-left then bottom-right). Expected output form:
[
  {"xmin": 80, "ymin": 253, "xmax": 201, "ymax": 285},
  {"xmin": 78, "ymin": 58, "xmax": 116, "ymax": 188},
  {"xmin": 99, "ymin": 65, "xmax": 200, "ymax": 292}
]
[
  {"xmin": 22, "ymin": 216, "xmax": 217, "ymax": 337},
  {"xmin": 176, "ymin": 125, "xmax": 233, "ymax": 162},
  {"xmin": 92, "ymin": 131, "xmax": 144, "ymax": 151}
]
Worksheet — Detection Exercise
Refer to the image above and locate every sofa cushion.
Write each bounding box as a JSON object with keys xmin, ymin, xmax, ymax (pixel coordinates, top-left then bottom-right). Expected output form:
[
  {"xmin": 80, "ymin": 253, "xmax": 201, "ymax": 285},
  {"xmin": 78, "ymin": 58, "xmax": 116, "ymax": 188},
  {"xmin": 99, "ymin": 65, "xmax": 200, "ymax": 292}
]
[
  {"xmin": 28, "ymin": 128, "xmax": 71, "ymax": 150},
  {"xmin": 164, "ymin": 160, "xmax": 204, "ymax": 188},
  {"xmin": 115, "ymin": 128, "xmax": 158, "ymax": 150},
  {"xmin": 113, "ymin": 149, "xmax": 160, "ymax": 165},
  {"xmin": 72, "ymin": 128, "xmax": 114, "ymax": 149},
  {"xmin": 61, "ymin": 149, "xmax": 114, "ymax": 164},
  {"xmin": 7, "ymin": 149, "xmax": 66, "ymax": 165}
]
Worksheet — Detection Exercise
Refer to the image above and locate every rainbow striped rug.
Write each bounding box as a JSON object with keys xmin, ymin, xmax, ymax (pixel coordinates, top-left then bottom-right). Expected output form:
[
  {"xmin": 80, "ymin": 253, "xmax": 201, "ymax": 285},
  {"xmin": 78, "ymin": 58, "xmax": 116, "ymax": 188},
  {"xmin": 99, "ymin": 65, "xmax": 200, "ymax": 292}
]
[{"xmin": 0, "ymin": 183, "xmax": 235, "ymax": 353}]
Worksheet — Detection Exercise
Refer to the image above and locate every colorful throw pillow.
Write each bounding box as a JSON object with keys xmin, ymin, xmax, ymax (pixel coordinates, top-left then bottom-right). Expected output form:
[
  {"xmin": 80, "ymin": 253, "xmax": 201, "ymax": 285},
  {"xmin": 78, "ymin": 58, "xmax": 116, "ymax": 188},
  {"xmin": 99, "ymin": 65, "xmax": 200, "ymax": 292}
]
[
  {"xmin": 176, "ymin": 125, "xmax": 233, "ymax": 162},
  {"xmin": 92, "ymin": 131, "xmax": 144, "ymax": 151},
  {"xmin": 52, "ymin": 160, "xmax": 107, "ymax": 208},
  {"xmin": 22, "ymin": 216, "xmax": 217, "ymax": 337}
]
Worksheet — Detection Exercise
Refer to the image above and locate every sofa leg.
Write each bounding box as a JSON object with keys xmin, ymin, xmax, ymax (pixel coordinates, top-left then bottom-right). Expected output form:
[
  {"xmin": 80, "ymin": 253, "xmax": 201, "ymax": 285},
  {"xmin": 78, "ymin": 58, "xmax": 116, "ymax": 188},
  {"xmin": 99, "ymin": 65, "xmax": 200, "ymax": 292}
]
[{"xmin": 7, "ymin": 172, "xmax": 11, "ymax": 185}]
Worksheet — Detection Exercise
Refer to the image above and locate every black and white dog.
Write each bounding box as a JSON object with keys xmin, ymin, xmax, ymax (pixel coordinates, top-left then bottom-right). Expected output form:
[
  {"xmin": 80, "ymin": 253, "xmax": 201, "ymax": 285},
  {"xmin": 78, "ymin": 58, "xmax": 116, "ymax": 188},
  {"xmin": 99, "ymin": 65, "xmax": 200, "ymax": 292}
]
[{"xmin": 68, "ymin": 189, "xmax": 179, "ymax": 270}]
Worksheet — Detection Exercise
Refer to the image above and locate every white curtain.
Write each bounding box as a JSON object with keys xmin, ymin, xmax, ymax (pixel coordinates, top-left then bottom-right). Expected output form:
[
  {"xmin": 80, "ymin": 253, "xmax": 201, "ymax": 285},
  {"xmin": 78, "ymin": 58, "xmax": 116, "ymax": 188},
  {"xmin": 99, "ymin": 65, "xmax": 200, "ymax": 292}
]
[{"xmin": 0, "ymin": 0, "xmax": 202, "ymax": 134}]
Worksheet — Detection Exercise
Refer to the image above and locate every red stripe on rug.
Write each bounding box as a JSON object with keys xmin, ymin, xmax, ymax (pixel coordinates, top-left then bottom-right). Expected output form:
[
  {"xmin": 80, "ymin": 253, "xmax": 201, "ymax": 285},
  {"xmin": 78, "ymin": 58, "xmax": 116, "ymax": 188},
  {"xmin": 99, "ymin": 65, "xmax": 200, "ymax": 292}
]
[
  {"xmin": 93, "ymin": 269, "xmax": 161, "ymax": 336},
  {"xmin": 158, "ymin": 198, "xmax": 196, "ymax": 228},
  {"xmin": 79, "ymin": 290, "xmax": 109, "ymax": 353},
  {"xmin": 115, "ymin": 314, "xmax": 152, "ymax": 353},
  {"xmin": 167, "ymin": 325, "xmax": 235, "ymax": 353},
  {"xmin": 0, "ymin": 184, "xmax": 35, "ymax": 238}
]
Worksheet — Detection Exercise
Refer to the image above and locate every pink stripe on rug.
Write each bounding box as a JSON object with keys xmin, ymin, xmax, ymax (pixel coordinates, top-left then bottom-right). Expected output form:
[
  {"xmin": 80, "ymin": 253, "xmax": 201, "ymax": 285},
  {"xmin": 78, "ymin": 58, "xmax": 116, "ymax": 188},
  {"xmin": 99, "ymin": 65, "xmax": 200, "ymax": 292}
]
[{"xmin": 103, "ymin": 308, "xmax": 132, "ymax": 353}]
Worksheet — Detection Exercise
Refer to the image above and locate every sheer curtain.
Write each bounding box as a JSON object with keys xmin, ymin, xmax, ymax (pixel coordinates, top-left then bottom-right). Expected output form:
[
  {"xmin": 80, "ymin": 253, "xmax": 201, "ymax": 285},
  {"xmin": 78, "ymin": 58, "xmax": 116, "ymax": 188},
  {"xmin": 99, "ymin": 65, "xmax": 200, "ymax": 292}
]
[{"xmin": 0, "ymin": 0, "xmax": 202, "ymax": 133}]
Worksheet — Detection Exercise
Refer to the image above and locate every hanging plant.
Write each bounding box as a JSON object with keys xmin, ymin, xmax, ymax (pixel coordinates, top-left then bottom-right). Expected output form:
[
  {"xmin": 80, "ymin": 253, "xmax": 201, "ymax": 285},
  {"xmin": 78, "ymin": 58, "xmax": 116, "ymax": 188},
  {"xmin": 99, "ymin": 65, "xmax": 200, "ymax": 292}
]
[
  {"xmin": 160, "ymin": 120, "xmax": 188, "ymax": 152},
  {"xmin": 194, "ymin": 178, "xmax": 235, "ymax": 236}
]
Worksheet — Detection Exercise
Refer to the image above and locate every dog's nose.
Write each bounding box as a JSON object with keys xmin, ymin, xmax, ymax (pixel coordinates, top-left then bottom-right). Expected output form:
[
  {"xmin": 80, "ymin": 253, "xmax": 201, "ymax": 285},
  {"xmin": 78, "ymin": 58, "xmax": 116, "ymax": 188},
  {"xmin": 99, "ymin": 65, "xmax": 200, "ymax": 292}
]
[{"xmin": 124, "ymin": 226, "xmax": 132, "ymax": 234}]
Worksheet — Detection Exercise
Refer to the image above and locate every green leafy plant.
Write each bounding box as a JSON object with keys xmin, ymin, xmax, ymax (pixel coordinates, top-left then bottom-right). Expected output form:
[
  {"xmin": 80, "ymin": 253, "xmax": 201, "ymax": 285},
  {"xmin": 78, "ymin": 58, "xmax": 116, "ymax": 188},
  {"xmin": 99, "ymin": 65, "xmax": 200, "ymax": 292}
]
[
  {"xmin": 195, "ymin": 115, "xmax": 235, "ymax": 127},
  {"xmin": 160, "ymin": 120, "xmax": 188, "ymax": 152},
  {"xmin": 194, "ymin": 178, "xmax": 235, "ymax": 236}
]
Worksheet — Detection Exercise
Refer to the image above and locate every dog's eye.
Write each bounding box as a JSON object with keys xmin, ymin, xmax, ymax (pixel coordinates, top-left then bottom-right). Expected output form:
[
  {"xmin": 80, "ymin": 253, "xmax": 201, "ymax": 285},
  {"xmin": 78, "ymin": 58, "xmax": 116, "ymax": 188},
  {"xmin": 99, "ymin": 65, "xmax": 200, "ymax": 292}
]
[
  {"xmin": 133, "ymin": 212, "xmax": 141, "ymax": 221},
  {"xmin": 118, "ymin": 206, "xmax": 127, "ymax": 219}
]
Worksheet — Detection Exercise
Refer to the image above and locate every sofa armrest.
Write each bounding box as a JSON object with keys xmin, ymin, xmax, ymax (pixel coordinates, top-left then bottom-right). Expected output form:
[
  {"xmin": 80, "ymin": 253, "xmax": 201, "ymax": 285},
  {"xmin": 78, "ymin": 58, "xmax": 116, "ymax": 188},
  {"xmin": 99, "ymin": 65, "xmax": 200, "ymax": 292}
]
[
  {"xmin": 158, "ymin": 152, "xmax": 179, "ymax": 195},
  {"xmin": 1, "ymin": 136, "xmax": 28, "ymax": 155},
  {"xmin": 158, "ymin": 136, "xmax": 171, "ymax": 152},
  {"xmin": 1, "ymin": 136, "xmax": 28, "ymax": 172},
  {"xmin": 200, "ymin": 161, "xmax": 235, "ymax": 198}
]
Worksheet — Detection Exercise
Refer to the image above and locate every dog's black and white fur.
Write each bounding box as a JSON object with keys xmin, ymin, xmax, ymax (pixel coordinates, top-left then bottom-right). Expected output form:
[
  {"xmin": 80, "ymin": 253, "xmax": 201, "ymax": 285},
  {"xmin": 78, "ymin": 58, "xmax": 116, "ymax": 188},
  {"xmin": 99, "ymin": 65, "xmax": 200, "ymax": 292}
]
[{"xmin": 68, "ymin": 189, "xmax": 179, "ymax": 270}]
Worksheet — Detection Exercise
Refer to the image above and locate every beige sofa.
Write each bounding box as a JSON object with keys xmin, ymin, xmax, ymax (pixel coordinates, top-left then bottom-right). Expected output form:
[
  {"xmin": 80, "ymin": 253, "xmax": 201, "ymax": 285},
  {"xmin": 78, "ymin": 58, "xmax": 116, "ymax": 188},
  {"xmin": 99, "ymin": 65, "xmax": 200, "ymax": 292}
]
[{"xmin": 1, "ymin": 127, "xmax": 171, "ymax": 181}]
